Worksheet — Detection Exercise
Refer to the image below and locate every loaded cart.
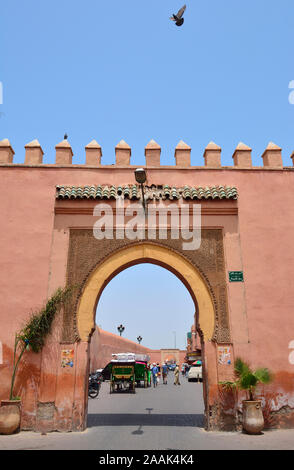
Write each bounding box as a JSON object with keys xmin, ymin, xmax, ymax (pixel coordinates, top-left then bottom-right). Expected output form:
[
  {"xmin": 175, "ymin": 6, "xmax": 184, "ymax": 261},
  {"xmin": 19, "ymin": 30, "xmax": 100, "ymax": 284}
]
[
  {"xmin": 109, "ymin": 353, "xmax": 136, "ymax": 393},
  {"xmin": 134, "ymin": 354, "xmax": 151, "ymax": 388}
]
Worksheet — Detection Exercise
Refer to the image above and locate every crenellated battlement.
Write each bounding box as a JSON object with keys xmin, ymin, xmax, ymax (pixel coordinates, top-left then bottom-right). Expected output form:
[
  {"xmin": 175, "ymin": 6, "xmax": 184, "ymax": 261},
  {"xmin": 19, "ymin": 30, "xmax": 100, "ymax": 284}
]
[{"xmin": 0, "ymin": 138, "xmax": 294, "ymax": 169}]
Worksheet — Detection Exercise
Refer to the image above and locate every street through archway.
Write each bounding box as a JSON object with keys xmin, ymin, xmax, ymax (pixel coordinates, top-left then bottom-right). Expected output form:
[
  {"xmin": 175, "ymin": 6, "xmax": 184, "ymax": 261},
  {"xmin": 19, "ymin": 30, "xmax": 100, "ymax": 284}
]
[
  {"xmin": 87, "ymin": 378, "xmax": 204, "ymax": 449},
  {"xmin": 87, "ymin": 262, "xmax": 206, "ymax": 446}
]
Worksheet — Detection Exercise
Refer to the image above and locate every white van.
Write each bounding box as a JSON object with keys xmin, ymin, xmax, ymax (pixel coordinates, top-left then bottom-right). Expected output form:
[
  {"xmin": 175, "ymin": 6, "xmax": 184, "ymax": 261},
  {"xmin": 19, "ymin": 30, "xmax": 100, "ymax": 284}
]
[{"xmin": 187, "ymin": 363, "xmax": 202, "ymax": 382}]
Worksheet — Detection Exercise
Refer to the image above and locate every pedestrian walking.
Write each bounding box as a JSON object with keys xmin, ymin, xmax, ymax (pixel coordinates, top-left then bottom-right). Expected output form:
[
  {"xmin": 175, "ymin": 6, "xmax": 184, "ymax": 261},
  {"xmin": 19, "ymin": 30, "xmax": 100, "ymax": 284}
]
[
  {"xmin": 156, "ymin": 363, "xmax": 160, "ymax": 385},
  {"xmin": 174, "ymin": 363, "xmax": 181, "ymax": 385},
  {"xmin": 181, "ymin": 364, "xmax": 185, "ymax": 377},
  {"xmin": 151, "ymin": 363, "xmax": 158, "ymax": 388},
  {"xmin": 162, "ymin": 362, "xmax": 168, "ymax": 384}
]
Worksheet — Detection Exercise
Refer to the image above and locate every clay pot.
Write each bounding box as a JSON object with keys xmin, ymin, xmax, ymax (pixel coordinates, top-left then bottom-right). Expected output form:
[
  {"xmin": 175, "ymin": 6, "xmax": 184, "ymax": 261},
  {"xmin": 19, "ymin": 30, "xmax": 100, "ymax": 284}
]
[
  {"xmin": 0, "ymin": 400, "xmax": 21, "ymax": 435},
  {"xmin": 242, "ymin": 400, "xmax": 264, "ymax": 434}
]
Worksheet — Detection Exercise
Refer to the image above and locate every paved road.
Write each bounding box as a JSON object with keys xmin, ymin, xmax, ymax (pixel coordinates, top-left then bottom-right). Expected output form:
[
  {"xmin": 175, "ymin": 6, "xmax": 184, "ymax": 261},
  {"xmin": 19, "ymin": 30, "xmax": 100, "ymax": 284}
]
[{"xmin": 0, "ymin": 375, "xmax": 294, "ymax": 450}]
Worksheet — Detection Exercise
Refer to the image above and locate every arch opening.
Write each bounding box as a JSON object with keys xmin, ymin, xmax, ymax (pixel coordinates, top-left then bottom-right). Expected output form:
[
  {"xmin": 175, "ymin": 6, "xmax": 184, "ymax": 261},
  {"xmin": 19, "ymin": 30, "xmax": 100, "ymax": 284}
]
[
  {"xmin": 94, "ymin": 263, "xmax": 196, "ymax": 351},
  {"xmin": 76, "ymin": 243, "xmax": 216, "ymax": 343}
]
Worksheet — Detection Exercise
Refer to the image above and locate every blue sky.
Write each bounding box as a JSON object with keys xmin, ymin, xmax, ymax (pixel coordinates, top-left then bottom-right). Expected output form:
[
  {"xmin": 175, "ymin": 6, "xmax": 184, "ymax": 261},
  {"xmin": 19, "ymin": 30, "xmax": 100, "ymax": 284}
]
[
  {"xmin": 1, "ymin": 1, "xmax": 294, "ymax": 349},
  {"xmin": 95, "ymin": 264, "xmax": 194, "ymax": 350},
  {"xmin": 1, "ymin": 1, "xmax": 294, "ymax": 166}
]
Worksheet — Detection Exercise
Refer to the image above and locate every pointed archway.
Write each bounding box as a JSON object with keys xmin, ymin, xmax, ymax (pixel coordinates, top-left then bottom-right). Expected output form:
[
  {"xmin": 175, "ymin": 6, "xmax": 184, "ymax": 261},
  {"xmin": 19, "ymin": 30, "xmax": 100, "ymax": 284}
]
[{"xmin": 76, "ymin": 243, "xmax": 215, "ymax": 342}]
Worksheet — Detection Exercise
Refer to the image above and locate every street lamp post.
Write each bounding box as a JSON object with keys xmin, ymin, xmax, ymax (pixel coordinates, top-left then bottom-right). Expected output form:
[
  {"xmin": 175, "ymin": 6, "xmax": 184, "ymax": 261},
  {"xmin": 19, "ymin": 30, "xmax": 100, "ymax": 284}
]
[
  {"xmin": 137, "ymin": 335, "xmax": 142, "ymax": 344},
  {"xmin": 117, "ymin": 324, "xmax": 125, "ymax": 336},
  {"xmin": 134, "ymin": 168, "xmax": 147, "ymax": 215}
]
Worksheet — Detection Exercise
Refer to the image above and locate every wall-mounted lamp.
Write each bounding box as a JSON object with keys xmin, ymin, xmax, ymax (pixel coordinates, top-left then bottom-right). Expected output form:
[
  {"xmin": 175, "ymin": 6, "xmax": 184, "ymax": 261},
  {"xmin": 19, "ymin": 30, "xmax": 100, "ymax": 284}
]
[{"xmin": 134, "ymin": 168, "xmax": 147, "ymax": 215}]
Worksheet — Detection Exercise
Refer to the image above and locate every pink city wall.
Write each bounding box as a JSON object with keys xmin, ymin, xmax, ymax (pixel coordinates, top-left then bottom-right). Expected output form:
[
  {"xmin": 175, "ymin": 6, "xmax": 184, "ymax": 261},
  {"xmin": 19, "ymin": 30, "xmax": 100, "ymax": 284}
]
[
  {"xmin": 90, "ymin": 327, "xmax": 187, "ymax": 371},
  {"xmin": 90, "ymin": 327, "xmax": 152, "ymax": 371},
  {"xmin": 0, "ymin": 138, "xmax": 294, "ymax": 431}
]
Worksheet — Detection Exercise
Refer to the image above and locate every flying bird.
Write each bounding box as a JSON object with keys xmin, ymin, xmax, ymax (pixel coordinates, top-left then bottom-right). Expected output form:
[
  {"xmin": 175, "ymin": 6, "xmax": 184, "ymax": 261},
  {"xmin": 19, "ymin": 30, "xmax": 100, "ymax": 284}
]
[{"xmin": 170, "ymin": 4, "xmax": 186, "ymax": 26}]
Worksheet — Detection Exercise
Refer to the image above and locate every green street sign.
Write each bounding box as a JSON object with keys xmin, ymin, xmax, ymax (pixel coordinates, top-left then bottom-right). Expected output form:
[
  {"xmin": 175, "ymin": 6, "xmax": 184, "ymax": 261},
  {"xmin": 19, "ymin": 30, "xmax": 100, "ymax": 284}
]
[{"xmin": 229, "ymin": 271, "xmax": 244, "ymax": 282}]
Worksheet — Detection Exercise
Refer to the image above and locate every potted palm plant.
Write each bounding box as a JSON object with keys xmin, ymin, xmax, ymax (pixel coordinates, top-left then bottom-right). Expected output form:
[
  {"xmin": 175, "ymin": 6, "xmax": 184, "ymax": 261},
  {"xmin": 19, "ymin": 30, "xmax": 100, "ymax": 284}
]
[
  {"xmin": 0, "ymin": 286, "xmax": 74, "ymax": 435},
  {"xmin": 220, "ymin": 357, "xmax": 273, "ymax": 434}
]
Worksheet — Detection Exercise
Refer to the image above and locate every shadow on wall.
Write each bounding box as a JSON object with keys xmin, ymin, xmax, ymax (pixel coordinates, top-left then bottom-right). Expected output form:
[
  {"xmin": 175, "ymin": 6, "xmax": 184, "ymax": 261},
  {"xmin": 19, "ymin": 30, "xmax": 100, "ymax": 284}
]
[
  {"xmin": 0, "ymin": 344, "xmax": 40, "ymax": 399},
  {"xmin": 0, "ymin": 343, "xmax": 41, "ymax": 429}
]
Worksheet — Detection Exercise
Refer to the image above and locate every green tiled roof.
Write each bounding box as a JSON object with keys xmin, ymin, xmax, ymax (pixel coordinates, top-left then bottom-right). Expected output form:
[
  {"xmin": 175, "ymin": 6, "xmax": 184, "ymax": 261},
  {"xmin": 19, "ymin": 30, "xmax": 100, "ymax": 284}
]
[{"xmin": 56, "ymin": 184, "xmax": 238, "ymax": 201}]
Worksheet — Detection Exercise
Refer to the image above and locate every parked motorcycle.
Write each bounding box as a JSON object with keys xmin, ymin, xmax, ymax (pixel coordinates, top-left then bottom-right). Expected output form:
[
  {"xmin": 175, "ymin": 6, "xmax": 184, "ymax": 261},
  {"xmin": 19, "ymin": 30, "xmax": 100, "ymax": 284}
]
[{"xmin": 88, "ymin": 372, "xmax": 102, "ymax": 398}]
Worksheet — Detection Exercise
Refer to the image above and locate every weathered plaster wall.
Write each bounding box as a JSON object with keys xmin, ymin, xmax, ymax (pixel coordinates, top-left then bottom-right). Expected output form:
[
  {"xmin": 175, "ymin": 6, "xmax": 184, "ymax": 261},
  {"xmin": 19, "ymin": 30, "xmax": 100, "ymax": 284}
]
[{"xmin": 1, "ymin": 156, "xmax": 294, "ymax": 429}]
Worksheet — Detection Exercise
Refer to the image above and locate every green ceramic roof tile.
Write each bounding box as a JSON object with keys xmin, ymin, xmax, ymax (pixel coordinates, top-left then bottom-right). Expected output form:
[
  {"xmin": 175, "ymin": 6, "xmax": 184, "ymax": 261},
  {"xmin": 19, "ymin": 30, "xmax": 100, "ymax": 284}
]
[
  {"xmin": 170, "ymin": 187, "xmax": 179, "ymax": 199},
  {"xmin": 56, "ymin": 184, "xmax": 238, "ymax": 201},
  {"xmin": 123, "ymin": 185, "xmax": 130, "ymax": 198},
  {"xmin": 110, "ymin": 186, "xmax": 117, "ymax": 198},
  {"xmin": 130, "ymin": 184, "xmax": 138, "ymax": 199}
]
